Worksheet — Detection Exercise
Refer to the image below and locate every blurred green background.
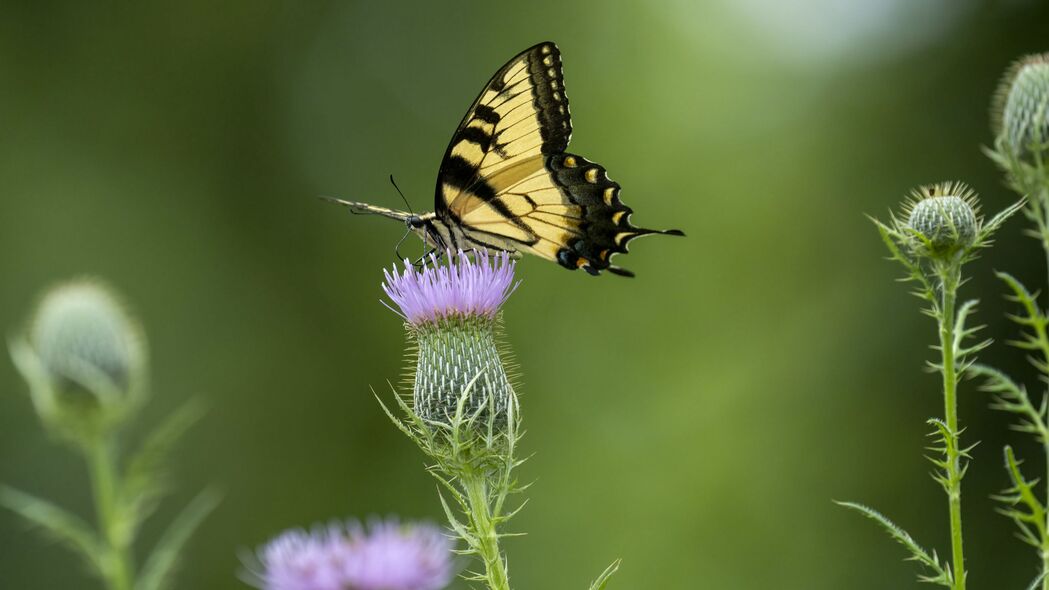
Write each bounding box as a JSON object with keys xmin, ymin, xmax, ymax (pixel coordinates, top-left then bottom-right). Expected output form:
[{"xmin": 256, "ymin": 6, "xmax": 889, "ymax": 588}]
[{"xmin": 3, "ymin": 1, "xmax": 1049, "ymax": 588}]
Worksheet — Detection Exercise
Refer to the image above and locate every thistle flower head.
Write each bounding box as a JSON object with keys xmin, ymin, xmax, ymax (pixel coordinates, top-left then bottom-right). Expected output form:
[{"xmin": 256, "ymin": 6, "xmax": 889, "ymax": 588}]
[
  {"xmin": 246, "ymin": 518, "xmax": 453, "ymax": 590},
  {"xmin": 383, "ymin": 251, "xmax": 518, "ymax": 426},
  {"xmin": 9, "ymin": 278, "xmax": 147, "ymax": 441},
  {"xmin": 382, "ymin": 250, "xmax": 517, "ymax": 326},
  {"xmin": 993, "ymin": 52, "xmax": 1049, "ymax": 156},
  {"xmin": 902, "ymin": 182, "xmax": 981, "ymax": 259},
  {"xmin": 30, "ymin": 280, "xmax": 143, "ymax": 393}
]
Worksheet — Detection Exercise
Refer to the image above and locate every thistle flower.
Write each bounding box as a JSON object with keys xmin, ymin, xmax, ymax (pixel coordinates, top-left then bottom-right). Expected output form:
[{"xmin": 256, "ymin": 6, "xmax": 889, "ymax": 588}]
[
  {"xmin": 245, "ymin": 518, "xmax": 453, "ymax": 590},
  {"xmin": 993, "ymin": 52, "xmax": 1049, "ymax": 157},
  {"xmin": 382, "ymin": 250, "xmax": 518, "ymax": 425},
  {"xmin": 377, "ymin": 251, "xmax": 620, "ymax": 590},
  {"xmin": 903, "ymin": 182, "xmax": 980, "ymax": 259},
  {"xmin": 9, "ymin": 279, "xmax": 147, "ymax": 441}
]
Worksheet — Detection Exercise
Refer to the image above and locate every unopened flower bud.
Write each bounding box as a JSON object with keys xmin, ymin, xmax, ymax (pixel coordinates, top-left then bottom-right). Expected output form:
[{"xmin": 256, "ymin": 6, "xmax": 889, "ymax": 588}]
[
  {"xmin": 994, "ymin": 53, "xmax": 1049, "ymax": 156},
  {"xmin": 904, "ymin": 183, "xmax": 980, "ymax": 258},
  {"xmin": 9, "ymin": 279, "xmax": 146, "ymax": 441}
]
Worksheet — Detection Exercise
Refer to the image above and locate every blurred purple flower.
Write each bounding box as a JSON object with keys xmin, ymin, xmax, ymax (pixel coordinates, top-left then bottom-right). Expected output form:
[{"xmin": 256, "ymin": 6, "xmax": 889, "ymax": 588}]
[
  {"xmin": 342, "ymin": 520, "xmax": 453, "ymax": 590},
  {"xmin": 382, "ymin": 250, "xmax": 518, "ymax": 325},
  {"xmin": 245, "ymin": 518, "xmax": 453, "ymax": 590}
]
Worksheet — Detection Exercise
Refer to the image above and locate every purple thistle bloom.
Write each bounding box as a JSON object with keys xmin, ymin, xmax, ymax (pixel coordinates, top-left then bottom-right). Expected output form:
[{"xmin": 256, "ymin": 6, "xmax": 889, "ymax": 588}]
[
  {"xmin": 342, "ymin": 520, "xmax": 453, "ymax": 590},
  {"xmin": 245, "ymin": 518, "xmax": 454, "ymax": 590},
  {"xmin": 382, "ymin": 250, "xmax": 518, "ymax": 325}
]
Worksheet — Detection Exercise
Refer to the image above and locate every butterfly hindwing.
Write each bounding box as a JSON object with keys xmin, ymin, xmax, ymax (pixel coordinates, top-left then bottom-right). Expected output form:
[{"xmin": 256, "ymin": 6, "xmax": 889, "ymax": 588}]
[{"xmin": 471, "ymin": 152, "xmax": 683, "ymax": 276}]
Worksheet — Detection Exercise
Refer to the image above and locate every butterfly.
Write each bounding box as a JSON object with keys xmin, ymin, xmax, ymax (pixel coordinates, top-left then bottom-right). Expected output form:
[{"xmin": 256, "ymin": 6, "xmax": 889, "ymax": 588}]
[{"xmin": 325, "ymin": 41, "xmax": 683, "ymax": 277}]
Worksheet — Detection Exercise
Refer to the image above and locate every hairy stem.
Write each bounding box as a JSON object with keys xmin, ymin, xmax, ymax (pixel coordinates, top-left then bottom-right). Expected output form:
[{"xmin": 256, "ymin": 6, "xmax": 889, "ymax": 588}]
[
  {"xmin": 938, "ymin": 262, "xmax": 966, "ymax": 589},
  {"xmin": 1038, "ymin": 153, "xmax": 1049, "ymax": 590},
  {"xmin": 462, "ymin": 469, "xmax": 511, "ymax": 590},
  {"xmin": 1043, "ymin": 442, "xmax": 1049, "ymax": 590},
  {"xmin": 87, "ymin": 436, "xmax": 133, "ymax": 590}
]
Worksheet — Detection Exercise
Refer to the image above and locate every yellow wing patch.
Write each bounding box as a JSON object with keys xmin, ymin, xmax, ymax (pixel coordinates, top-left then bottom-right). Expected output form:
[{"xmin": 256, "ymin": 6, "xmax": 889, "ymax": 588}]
[{"xmin": 457, "ymin": 158, "xmax": 583, "ymax": 261}]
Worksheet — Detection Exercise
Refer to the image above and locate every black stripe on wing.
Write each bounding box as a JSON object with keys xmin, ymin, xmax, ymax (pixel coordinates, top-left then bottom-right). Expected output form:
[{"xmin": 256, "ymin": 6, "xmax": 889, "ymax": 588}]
[
  {"xmin": 524, "ymin": 43, "xmax": 572, "ymax": 154},
  {"xmin": 436, "ymin": 42, "xmax": 572, "ymax": 214},
  {"xmin": 546, "ymin": 153, "xmax": 684, "ymax": 277}
]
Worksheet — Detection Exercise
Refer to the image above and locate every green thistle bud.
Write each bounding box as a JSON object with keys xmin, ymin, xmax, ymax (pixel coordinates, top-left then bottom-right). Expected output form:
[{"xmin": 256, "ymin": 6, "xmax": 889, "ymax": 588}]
[
  {"xmin": 9, "ymin": 279, "xmax": 147, "ymax": 442},
  {"xmin": 411, "ymin": 317, "xmax": 512, "ymax": 425},
  {"xmin": 993, "ymin": 52, "xmax": 1049, "ymax": 156},
  {"xmin": 903, "ymin": 182, "xmax": 980, "ymax": 259}
]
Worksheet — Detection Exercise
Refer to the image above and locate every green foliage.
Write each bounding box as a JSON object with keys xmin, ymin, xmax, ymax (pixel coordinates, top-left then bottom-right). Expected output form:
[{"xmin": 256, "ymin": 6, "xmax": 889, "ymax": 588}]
[
  {"xmin": 0, "ymin": 485, "xmax": 105, "ymax": 576},
  {"xmin": 976, "ymin": 52, "xmax": 1049, "ymax": 590},
  {"xmin": 380, "ymin": 369, "xmax": 619, "ymax": 590},
  {"xmin": 997, "ymin": 272, "xmax": 1049, "ymax": 369},
  {"xmin": 3, "ymin": 281, "xmax": 215, "ymax": 590},
  {"xmin": 852, "ymin": 186, "xmax": 1019, "ymax": 589},
  {"xmin": 836, "ymin": 502, "xmax": 953, "ymax": 587},
  {"xmin": 969, "ymin": 364, "xmax": 1047, "ymax": 442},
  {"xmin": 994, "ymin": 447, "xmax": 1046, "ymax": 549},
  {"xmin": 379, "ymin": 376, "xmax": 525, "ymax": 590},
  {"xmin": 587, "ymin": 559, "xmax": 622, "ymax": 590},
  {"xmin": 136, "ymin": 489, "xmax": 221, "ymax": 590},
  {"xmin": 121, "ymin": 400, "xmax": 208, "ymax": 540},
  {"xmin": 971, "ymin": 271, "xmax": 1049, "ymax": 586}
]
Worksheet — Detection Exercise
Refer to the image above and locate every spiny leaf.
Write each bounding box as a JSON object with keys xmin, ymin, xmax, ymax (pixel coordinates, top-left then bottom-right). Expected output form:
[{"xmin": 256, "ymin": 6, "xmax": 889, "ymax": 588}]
[
  {"xmin": 136, "ymin": 488, "xmax": 221, "ymax": 590},
  {"xmin": 997, "ymin": 272, "xmax": 1049, "ymax": 372},
  {"xmin": 122, "ymin": 399, "xmax": 207, "ymax": 536},
  {"xmin": 969, "ymin": 364, "xmax": 1049, "ymax": 442},
  {"xmin": 996, "ymin": 446, "xmax": 1047, "ymax": 549},
  {"xmin": 836, "ymin": 501, "xmax": 952, "ymax": 587},
  {"xmin": 0, "ymin": 485, "xmax": 105, "ymax": 576},
  {"xmin": 871, "ymin": 217, "xmax": 934, "ymax": 302},
  {"xmin": 980, "ymin": 199, "xmax": 1026, "ymax": 243}
]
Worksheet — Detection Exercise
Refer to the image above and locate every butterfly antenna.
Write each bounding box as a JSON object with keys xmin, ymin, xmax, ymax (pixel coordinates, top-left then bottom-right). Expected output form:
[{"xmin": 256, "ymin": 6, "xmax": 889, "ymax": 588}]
[
  {"xmin": 390, "ymin": 174, "xmax": 414, "ymax": 216},
  {"xmin": 389, "ymin": 174, "xmax": 431, "ymax": 264}
]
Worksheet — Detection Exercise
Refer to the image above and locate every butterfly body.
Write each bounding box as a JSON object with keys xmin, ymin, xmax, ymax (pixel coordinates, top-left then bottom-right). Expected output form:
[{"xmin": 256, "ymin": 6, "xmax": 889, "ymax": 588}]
[{"xmin": 330, "ymin": 42, "xmax": 683, "ymax": 277}]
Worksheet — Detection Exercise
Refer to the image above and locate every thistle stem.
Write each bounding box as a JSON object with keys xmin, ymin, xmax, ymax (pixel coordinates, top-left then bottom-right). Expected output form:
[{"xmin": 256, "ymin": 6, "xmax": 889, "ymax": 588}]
[
  {"xmin": 1038, "ymin": 159, "xmax": 1049, "ymax": 590},
  {"xmin": 87, "ymin": 435, "xmax": 133, "ymax": 590},
  {"xmin": 1043, "ymin": 439, "xmax": 1049, "ymax": 590},
  {"xmin": 938, "ymin": 262, "xmax": 966, "ymax": 590},
  {"xmin": 462, "ymin": 469, "xmax": 511, "ymax": 590}
]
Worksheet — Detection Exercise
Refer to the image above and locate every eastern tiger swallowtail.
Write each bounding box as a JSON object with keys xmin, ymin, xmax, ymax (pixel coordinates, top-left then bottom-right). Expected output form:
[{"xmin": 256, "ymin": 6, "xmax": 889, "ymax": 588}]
[{"xmin": 325, "ymin": 41, "xmax": 684, "ymax": 277}]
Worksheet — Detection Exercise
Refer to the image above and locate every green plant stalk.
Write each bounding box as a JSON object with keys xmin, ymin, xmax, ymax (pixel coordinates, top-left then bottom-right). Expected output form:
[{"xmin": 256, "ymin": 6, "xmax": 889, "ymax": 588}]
[
  {"xmin": 1044, "ymin": 445, "xmax": 1049, "ymax": 590},
  {"xmin": 462, "ymin": 468, "xmax": 511, "ymax": 590},
  {"xmin": 87, "ymin": 435, "xmax": 133, "ymax": 590},
  {"xmin": 937, "ymin": 262, "xmax": 966, "ymax": 590},
  {"xmin": 1025, "ymin": 138, "xmax": 1049, "ymax": 590},
  {"xmin": 1037, "ymin": 155, "xmax": 1049, "ymax": 590}
]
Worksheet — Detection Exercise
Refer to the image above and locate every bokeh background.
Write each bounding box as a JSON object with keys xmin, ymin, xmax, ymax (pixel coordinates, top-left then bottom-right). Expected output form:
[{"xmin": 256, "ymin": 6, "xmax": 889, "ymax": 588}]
[{"xmin": 2, "ymin": 1, "xmax": 1049, "ymax": 588}]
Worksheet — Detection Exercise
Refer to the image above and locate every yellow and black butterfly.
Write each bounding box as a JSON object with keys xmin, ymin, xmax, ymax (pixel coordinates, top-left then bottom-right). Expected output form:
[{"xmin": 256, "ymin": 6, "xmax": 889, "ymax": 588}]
[{"xmin": 326, "ymin": 41, "xmax": 683, "ymax": 277}]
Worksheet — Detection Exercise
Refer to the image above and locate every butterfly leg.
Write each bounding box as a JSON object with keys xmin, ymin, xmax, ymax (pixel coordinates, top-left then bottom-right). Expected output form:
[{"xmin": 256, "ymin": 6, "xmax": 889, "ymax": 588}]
[{"xmin": 411, "ymin": 247, "xmax": 441, "ymax": 269}]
